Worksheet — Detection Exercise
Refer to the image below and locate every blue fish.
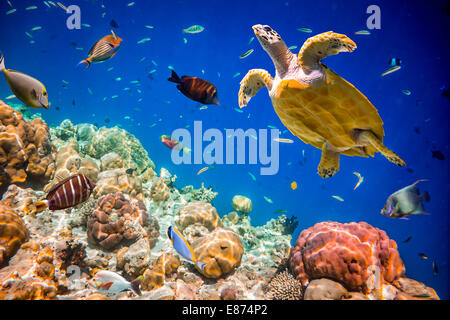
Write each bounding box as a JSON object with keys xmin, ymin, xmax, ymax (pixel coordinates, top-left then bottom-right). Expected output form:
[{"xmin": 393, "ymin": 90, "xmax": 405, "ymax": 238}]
[{"xmin": 167, "ymin": 226, "xmax": 206, "ymax": 271}]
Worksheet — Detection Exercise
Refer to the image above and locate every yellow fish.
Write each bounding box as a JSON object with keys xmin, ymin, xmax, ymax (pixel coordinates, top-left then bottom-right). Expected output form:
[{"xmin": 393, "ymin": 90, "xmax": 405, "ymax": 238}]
[
  {"xmin": 353, "ymin": 172, "xmax": 364, "ymax": 190},
  {"xmin": 0, "ymin": 53, "xmax": 49, "ymax": 109},
  {"xmin": 332, "ymin": 195, "xmax": 344, "ymax": 202},
  {"xmin": 291, "ymin": 181, "xmax": 297, "ymax": 190}
]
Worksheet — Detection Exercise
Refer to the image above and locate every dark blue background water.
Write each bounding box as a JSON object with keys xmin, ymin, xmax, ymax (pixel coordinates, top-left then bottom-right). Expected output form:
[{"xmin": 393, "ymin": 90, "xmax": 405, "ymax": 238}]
[{"xmin": 1, "ymin": 0, "xmax": 448, "ymax": 299}]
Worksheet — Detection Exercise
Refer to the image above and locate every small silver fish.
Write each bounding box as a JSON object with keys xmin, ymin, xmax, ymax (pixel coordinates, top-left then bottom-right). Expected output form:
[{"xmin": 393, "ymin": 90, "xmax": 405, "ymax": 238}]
[
  {"xmin": 239, "ymin": 49, "xmax": 254, "ymax": 59},
  {"xmin": 183, "ymin": 25, "xmax": 205, "ymax": 34},
  {"xmin": 381, "ymin": 180, "xmax": 430, "ymax": 219}
]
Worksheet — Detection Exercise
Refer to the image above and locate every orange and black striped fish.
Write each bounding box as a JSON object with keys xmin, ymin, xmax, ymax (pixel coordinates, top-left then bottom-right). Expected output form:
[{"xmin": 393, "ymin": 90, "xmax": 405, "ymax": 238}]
[
  {"xmin": 35, "ymin": 173, "xmax": 95, "ymax": 212},
  {"xmin": 79, "ymin": 30, "xmax": 122, "ymax": 68},
  {"xmin": 168, "ymin": 70, "xmax": 220, "ymax": 106}
]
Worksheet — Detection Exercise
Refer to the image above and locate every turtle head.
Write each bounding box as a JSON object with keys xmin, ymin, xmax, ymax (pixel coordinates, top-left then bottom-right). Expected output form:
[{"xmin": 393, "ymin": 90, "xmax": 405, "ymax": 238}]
[
  {"xmin": 253, "ymin": 25, "xmax": 294, "ymax": 76},
  {"xmin": 253, "ymin": 25, "xmax": 283, "ymax": 50}
]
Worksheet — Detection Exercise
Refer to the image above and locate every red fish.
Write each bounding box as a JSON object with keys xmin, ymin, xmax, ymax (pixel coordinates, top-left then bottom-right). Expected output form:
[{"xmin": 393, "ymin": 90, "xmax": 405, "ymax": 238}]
[
  {"xmin": 161, "ymin": 135, "xmax": 190, "ymax": 153},
  {"xmin": 168, "ymin": 70, "xmax": 220, "ymax": 106},
  {"xmin": 35, "ymin": 173, "xmax": 95, "ymax": 212},
  {"xmin": 79, "ymin": 30, "xmax": 122, "ymax": 68}
]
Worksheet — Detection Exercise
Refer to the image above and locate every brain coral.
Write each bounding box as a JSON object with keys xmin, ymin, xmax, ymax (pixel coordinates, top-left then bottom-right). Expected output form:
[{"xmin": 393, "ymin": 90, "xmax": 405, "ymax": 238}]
[
  {"xmin": 192, "ymin": 228, "xmax": 243, "ymax": 278},
  {"xmin": 0, "ymin": 100, "xmax": 54, "ymax": 193},
  {"xmin": 289, "ymin": 221, "xmax": 405, "ymax": 293},
  {"xmin": 87, "ymin": 192, "xmax": 159, "ymax": 250},
  {"xmin": 176, "ymin": 201, "xmax": 221, "ymax": 232},
  {"xmin": 0, "ymin": 203, "xmax": 29, "ymax": 267}
]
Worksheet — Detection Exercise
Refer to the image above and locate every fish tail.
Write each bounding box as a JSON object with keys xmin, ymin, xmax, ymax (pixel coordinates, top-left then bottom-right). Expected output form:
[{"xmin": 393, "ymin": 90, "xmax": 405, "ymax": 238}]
[
  {"xmin": 168, "ymin": 70, "xmax": 182, "ymax": 83},
  {"xmin": 422, "ymin": 191, "xmax": 430, "ymax": 202},
  {"xmin": 78, "ymin": 58, "xmax": 91, "ymax": 68},
  {"xmin": 0, "ymin": 52, "xmax": 5, "ymax": 71},
  {"xmin": 130, "ymin": 277, "xmax": 142, "ymax": 296},
  {"xmin": 34, "ymin": 200, "xmax": 48, "ymax": 213}
]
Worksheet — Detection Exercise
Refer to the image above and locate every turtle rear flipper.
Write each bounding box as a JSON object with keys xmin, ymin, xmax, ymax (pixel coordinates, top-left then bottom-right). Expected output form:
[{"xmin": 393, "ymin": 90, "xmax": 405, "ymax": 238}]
[
  {"xmin": 238, "ymin": 69, "xmax": 273, "ymax": 108},
  {"xmin": 299, "ymin": 31, "xmax": 357, "ymax": 71},
  {"xmin": 358, "ymin": 130, "xmax": 406, "ymax": 167}
]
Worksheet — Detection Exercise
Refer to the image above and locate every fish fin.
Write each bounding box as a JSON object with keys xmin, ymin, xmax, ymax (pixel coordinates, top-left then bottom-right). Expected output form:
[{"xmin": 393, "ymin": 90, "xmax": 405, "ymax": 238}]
[
  {"xmin": 77, "ymin": 59, "xmax": 91, "ymax": 68},
  {"xmin": 130, "ymin": 277, "xmax": 142, "ymax": 296},
  {"xmin": 0, "ymin": 52, "xmax": 4, "ymax": 71},
  {"xmin": 100, "ymin": 281, "xmax": 114, "ymax": 290},
  {"xmin": 30, "ymin": 88, "xmax": 37, "ymax": 99},
  {"xmin": 35, "ymin": 200, "xmax": 48, "ymax": 213},
  {"xmin": 422, "ymin": 191, "xmax": 430, "ymax": 202},
  {"xmin": 168, "ymin": 70, "xmax": 182, "ymax": 83}
]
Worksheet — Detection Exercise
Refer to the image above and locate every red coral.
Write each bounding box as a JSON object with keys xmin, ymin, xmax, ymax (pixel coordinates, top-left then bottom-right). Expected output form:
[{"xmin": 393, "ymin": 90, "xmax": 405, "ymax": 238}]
[
  {"xmin": 289, "ymin": 221, "xmax": 405, "ymax": 293},
  {"xmin": 0, "ymin": 101, "xmax": 54, "ymax": 194}
]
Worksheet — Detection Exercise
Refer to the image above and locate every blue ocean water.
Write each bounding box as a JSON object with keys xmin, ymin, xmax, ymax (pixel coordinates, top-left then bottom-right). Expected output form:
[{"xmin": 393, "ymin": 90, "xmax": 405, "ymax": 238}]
[{"xmin": 0, "ymin": 0, "xmax": 448, "ymax": 299}]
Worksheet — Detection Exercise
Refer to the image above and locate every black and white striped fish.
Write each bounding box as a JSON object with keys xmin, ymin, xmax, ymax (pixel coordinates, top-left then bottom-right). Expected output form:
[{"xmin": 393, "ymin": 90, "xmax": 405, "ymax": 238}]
[
  {"xmin": 35, "ymin": 173, "xmax": 95, "ymax": 211},
  {"xmin": 78, "ymin": 30, "xmax": 122, "ymax": 68}
]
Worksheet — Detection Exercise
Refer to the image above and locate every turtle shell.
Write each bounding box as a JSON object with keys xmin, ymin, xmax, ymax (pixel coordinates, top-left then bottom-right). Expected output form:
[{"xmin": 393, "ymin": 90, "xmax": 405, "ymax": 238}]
[{"xmin": 271, "ymin": 64, "xmax": 384, "ymax": 157}]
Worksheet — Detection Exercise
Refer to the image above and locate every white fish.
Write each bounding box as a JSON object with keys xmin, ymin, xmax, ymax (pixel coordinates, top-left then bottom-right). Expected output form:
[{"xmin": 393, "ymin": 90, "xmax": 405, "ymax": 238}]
[{"xmin": 92, "ymin": 270, "xmax": 141, "ymax": 295}]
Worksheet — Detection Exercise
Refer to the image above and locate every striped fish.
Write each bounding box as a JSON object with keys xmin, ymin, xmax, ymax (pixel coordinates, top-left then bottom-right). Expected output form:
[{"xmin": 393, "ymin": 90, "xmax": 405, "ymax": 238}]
[
  {"xmin": 168, "ymin": 70, "xmax": 220, "ymax": 106},
  {"xmin": 79, "ymin": 30, "xmax": 122, "ymax": 68},
  {"xmin": 37, "ymin": 174, "xmax": 95, "ymax": 211}
]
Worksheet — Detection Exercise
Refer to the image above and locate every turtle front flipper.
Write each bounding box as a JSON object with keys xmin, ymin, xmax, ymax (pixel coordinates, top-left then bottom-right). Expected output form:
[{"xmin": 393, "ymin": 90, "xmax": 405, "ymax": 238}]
[
  {"xmin": 238, "ymin": 69, "xmax": 273, "ymax": 108},
  {"xmin": 299, "ymin": 31, "xmax": 356, "ymax": 71},
  {"xmin": 318, "ymin": 142, "xmax": 340, "ymax": 178},
  {"xmin": 358, "ymin": 130, "xmax": 406, "ymax": 167}
]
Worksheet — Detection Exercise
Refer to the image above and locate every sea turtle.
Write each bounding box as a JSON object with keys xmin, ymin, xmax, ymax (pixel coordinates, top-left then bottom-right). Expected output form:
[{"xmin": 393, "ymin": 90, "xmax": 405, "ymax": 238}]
[{"xmin": 238, "ymin": 25, "xmax": 406, "ymax": 178}]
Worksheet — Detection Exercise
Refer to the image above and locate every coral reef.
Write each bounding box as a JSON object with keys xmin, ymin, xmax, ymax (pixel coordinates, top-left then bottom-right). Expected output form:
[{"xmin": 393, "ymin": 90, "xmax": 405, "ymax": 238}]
[
  {"xmin": 289, "ymin": 221, "xmax": 405, "ymax": 294},
  {"xmin": 0, "ymin": 241, "xmax": 59, "ymax": 300},
  {"xmin": 175, "ymin": 201, "xmax": 221, "ymax": 232},
  {"xmin": 141, "ymin": 253, "xmax": 180, "ymax": 291},
  {"xmin": 150, "ymin": 178, "xmax": 170, "ymax": 202},
  {"xmin": 192, "ymin": 228, "xmax": 244, "ymax": 278},
  {"xmin": 0, "ymin": 202, "xmax": 29, "ymax": 267},
  {"xmin": 87, "ymin": 192, "xmax": 159, "ymax": 250},
  {"xmin": 93, "ymin": 168, "xmax": 143, "ymax": 200},
  {"xmin": 180, "ymin": 183, "xmax": 217, "ymax": 203},
  {"xmin": 232, "ymin": 195, "xmax": 253, "ymax": 213},
  {"xmin": 55, "ymin": 241, "xmax": 87, "ymax": 271},
  {"xmin": 303, "ymin": 278, "xmax": 348, "ymax": 300},
  {"xmin": 0, "ymin": 100, "xmax": 54, "ymax": 193},
  {"xmin": 265, "ymin": 270, "xmax": 302, "ymax": 300},
  {"xmin": 44, "ymin": 139, "xmax": 99, "ymax": 192}
]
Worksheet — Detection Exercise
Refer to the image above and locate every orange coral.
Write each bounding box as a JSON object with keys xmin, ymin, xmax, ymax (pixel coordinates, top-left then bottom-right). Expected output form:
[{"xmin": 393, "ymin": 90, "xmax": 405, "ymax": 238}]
[
  {"xmin": 192, "ymin": 228, "xmax": 243, "ymax": 279},
  {"xmin": 0, "ymin": 241, "xmax": 58, "ymax": 300},
  {"xmin": 141, "ymin": 253, "xmax": 180, "ymax": 291},
  {"xmin": 0, "ymin": 100, "xmax": 54, "ymax": 193},
  {"xmin": 0, "ymin": 203, "xmax": 29, "ymax": 267},
  {"xmin": 87, "ymin": 192, "xmax": 159, "ymax": 250},
  {"xmin": 176, "ymin": 201, "xmax": 221, "ymax": 232},
  {"xmin": 289, "ymin": 221, "xmax": 405, "ymax": 294}
]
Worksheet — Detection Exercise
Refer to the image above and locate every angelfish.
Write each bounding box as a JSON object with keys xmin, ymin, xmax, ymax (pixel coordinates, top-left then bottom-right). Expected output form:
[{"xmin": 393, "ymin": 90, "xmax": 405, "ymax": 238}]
[
  {"xmin": 168, "ymin": 70, "xmax": 220, "ymax": 106},
  {"xmin": 167, "ymin": 226, "xmax": 206, "ymax": 272},
  {"xmin": 0, "ymin": 53, "xmax": 50, "ymax": 109},
  {"xmin": 79, "ymin": 30, "xmax": 122, "ymax": 68},
  {"xmin": 92, "ymin": 270, "xmax": 142, "ymax": 296},
  {"xmin": 381, "ymin": 180, "xmax": 430, "ymax": 219}
]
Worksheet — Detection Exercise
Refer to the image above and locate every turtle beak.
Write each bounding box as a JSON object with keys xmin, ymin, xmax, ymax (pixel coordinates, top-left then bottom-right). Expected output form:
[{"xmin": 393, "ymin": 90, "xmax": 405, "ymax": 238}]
[{"xmin": 252, "ymin": 24, "xmax": 263, "ymax": 36}]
